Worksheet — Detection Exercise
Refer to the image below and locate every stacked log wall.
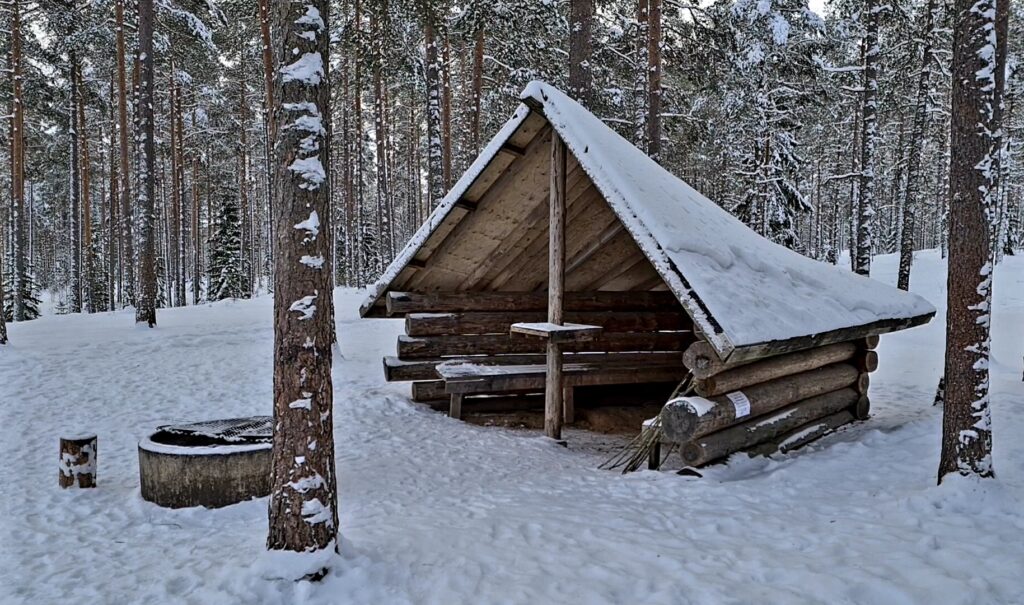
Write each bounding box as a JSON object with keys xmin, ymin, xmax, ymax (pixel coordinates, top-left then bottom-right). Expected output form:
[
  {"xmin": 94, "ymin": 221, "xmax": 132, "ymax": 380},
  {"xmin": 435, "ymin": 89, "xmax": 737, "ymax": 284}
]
[
  {"xmin": 664, "ymin": 335, "xmax": 880, "ymax": 466},
  {"xmin": 380, "ymin": 291, "xmax": 694, "ymax": 407}
]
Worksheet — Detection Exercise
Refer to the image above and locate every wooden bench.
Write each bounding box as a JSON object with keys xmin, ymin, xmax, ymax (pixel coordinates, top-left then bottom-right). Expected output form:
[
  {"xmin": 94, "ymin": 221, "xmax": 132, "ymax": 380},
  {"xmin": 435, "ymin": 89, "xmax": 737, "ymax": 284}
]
[{"xmin": 436, "ymin": 357, "xmax": 686, "ymax": 420}]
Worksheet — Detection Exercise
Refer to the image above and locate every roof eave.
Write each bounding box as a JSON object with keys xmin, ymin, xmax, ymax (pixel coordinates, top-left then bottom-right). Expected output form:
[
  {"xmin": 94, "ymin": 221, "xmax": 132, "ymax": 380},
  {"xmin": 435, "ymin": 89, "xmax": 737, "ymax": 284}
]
[{"xmin": 723, "ymin": 310, "xmax": 936, "ymax": 365}]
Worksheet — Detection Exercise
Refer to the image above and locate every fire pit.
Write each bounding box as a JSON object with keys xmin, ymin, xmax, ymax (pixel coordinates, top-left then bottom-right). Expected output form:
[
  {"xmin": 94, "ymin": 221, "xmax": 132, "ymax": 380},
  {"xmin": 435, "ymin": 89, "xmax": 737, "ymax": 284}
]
[{"xmin": 139, "ymin": 416, "xmax": 272, "ymax": 509}]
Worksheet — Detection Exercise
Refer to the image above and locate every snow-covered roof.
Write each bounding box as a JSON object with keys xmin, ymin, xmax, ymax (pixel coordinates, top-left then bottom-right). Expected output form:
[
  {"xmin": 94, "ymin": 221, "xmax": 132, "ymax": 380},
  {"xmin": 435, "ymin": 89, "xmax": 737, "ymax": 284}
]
[{"xmin": 361, "ymin": 81, "xmax": 935, "ymax": 363}]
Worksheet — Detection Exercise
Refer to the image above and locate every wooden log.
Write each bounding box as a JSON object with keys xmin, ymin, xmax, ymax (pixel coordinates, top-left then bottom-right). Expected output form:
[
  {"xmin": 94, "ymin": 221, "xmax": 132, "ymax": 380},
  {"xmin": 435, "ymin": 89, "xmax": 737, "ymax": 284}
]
[
  {"xmin": 442, "ymin": 362, "xmax": 686, "ymax": 394},
  {"xmin": 385, "ymin": 290, "xmax": 680, "ymax": 316},
  {"xmin": 693, "ymin": 342, "xmax": 857, "ymax": 397},
  {"xmin": 405, "ymin": 310, "xmax": 686, "ymax": 336},
  {"xmin": 851, "ymin": 395, "xmax": 871, "ymax": 420},
  {"xmin": 863, "ymin": 334, "xmax": 880, "ymax": 350},
  {"xmin": 682, "ymin": 340, "xmax": 737, "ymax": 379},
  {"xmin": 384, "ymin": 352, "xmax": 684, "ymax": 382},
  {"xmin": 858, "ymin": 349, "xmax": 879, "ymax": 372},
  {"xmin": 411, "ymin": 380, "xmax": 448, "ymax": 402},
  {"xmin": 749, "ymin": 410, "xmax": 856, "ymax": 457},
  {"xmin": 678, "ymin": 389, "xmax": 860, "ymax": 466},
  {"xmin": 661, "ymin": 362, "xmax": 860, "ymax": 441},
  {"xmin": 856, "ymin": 372, "xmax": 870, "ymax": 394},
  {"xmin": 59, "ymin": 434, "xmax": 97, "ymax": 488},
  {"xmin": 397, "ymin": 331, "xmax": 690, "ymax": 358}
]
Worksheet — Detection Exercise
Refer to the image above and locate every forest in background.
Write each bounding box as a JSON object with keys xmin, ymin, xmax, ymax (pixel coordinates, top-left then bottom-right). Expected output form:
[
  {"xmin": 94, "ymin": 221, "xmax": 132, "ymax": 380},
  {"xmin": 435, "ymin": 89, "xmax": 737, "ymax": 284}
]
[{"xmin": 0, "ymin": 0, "xmax": 1021, "ymax": 320}]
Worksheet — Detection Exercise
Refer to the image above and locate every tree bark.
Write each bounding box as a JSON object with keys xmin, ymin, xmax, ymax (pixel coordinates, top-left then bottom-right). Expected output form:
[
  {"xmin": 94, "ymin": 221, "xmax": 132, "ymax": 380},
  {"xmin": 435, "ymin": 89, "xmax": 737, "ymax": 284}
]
[
  {"xmin": 70, "ymin": 53, "xmax": 83, "ymax": 314},
  {"xmin": 855, "ymin": 0, "xmax": 880, "ymax": 276},
  {"xmin": 10, "ymin": 0, "xmax": 27, "ymax": 322},
  {"xmin": 567, "ymin": 0, "xmax": 593, "ymax": 107},
  {"xmin": 897, "ymin": 0, "xmax": 937, "ymax": 291},
  {"xmin": 135, "ymin": 0, "xmax": 157, "ymax": 327},
  {"xmin": 115, "ymin": 0, "xmax": 135, "ymax": 308},
  {"xmin": 646, "ymin": 0, "xmax": 662, "ymax": 162},
  {"xmin": 938, "ymin": 0, "xmax": 1001, "ymax": 481},
  {"xmin": 78, "ymin": 63, "xmax": 93, "ymax": 313},
  {"xmin": 267, "ymin": 0, "xmax": 339, "ymax": 573},
  {"xmin": 424, "ymin": 18, "xmax": 445, "ymax": 206},
  {"xmin": 471, "ymin": 28, "xmax": 484, "ymax": 154}
]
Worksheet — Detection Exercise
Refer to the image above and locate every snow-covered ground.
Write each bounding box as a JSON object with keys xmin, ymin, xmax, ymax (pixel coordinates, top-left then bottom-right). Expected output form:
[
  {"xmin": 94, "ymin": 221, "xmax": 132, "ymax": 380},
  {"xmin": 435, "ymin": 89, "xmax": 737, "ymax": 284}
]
[{"xmin": 1, "ymin": 250, "xmax": 1022, "ymax": 605}]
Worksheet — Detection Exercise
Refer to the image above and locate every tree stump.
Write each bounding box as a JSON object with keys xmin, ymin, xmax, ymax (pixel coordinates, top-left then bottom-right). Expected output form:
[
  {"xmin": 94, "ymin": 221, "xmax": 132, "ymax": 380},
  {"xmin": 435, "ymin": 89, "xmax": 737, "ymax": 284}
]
[{"xmin": 59, "ymin": 435, "xmax": 97, "ymax": 488}]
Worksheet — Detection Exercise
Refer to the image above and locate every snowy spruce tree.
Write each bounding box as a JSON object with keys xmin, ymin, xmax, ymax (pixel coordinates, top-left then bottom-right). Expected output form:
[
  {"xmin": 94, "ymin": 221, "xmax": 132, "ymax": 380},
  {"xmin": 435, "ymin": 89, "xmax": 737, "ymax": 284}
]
[
  {"xmin": 207, "ymin": 195, "xmax": 251, "ymax": 301},
  {"xmin": 717, "ymin": 0, "xmax": 825, "ymax": 248}
]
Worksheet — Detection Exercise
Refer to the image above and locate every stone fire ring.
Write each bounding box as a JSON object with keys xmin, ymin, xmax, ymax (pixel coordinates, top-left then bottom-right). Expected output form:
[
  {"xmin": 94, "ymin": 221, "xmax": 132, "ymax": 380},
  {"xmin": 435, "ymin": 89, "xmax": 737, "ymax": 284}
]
[{"xmin": 139, "ymin": 416, "xmax": 272, "ymax": 509}]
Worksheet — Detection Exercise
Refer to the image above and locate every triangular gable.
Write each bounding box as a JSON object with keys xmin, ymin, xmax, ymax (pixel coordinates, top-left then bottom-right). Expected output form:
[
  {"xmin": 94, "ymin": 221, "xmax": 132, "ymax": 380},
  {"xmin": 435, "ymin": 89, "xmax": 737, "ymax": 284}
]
[{"xmin": 361, "ymin": 82, "xmax": 935, "ymax": 363}]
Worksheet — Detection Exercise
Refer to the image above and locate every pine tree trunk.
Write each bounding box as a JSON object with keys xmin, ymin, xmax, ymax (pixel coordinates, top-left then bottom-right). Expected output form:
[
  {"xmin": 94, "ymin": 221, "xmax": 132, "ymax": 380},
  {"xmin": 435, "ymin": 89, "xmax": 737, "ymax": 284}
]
[
  {"xmin": 192, "ymin": 155, "xmax": 201, "ymax": 304},
  {"xmin": 135, "ymin": 0, "xmax": 157, "ymax": 327},
  {"xmin": 10, "ymin": 0, "xmax": 27, "ymax": 322},
  {"xmin": 471, "ymin": 28, "xmax": 484, "ymax": 154},
  {"xmin": 938, "ymin": 0, "xmax": 1002, "ymax": 482},
  {"xmin": 372, "ymin": 10, "xmax": 394, "ymax": 262},
  {"xmin": 424, "ymin": 18, "xmax": 445, "ymax": 207},
  {"xmin": 267, "ymin": 0, "xmax": 339, "ymax": 573},
  {"xmin": 70, "ymin": 53, "xmax": 83, "ymax": 314},
  {"xmin": 116, "ymin": 0, "xmax": 135, "ymax": 307},
  {"xmin": 897, "ymin": 0, "xmax": 937, "ymax": 291},
  {"xmin": 169, "ymin": 67, "xmax": 182, "ymax": 308},
  {"xmin": 634, "ymin": 0, "xmax": 649, "ymax": 148},
  {"xmin": 239, "ymin": 72, "xmax": 253, "ymax": 297},
  {"xmin": 78, "ymin": 64, "xmax": 94, "ymax": 313},
  {"xmin": 568, "ymin": 0, "xmax": 593, "ymax": 107},
  {"xmin": 108, "ymin": 77, "xmax": 119, "ymax": 311},
  {"xmin": 259, "ymin": 0, "xmax": 276, "ymax": 267},
  {"xmin": 855, "ymin": 0, "xmax": 880, "ymax": 276},
  {"xmin": 441, "ymin": 36, "xmax": 452, "ymax": 190},
  {"xmin": 646, "ymin": 0, "xmax": 662, "ymax": 162}
]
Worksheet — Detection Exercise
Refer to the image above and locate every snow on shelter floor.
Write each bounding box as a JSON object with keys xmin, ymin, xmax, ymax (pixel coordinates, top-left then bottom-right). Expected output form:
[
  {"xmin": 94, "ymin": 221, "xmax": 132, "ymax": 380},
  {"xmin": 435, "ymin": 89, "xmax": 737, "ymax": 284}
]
[{"xmin": 2, "ymin": 250, "xmax": 1023, "ymax": 605}]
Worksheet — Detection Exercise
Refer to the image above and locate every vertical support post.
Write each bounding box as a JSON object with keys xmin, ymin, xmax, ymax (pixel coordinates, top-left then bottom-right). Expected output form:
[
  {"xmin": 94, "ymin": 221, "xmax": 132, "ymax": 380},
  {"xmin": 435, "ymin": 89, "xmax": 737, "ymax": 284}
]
[
  {"xmin": 545, "ymin": 132, "xmax": 567, "ymax": 440},
  {"xmin": 449, "ymin": 393, "xmax": 463, "ymax": 420}
]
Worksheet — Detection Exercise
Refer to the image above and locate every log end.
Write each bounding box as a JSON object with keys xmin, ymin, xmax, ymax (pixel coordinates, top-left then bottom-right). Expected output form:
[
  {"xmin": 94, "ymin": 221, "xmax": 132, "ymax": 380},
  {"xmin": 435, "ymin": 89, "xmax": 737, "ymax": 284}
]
[
  {"xmin": 852, "ymin": 395, "xmax": 871, "ymax": 420},
  {"xmin": 856, "ymin": 372, "xmax": 870, "ymax": 394},
  {"xmin": 860, "ymin": 350, "xmax": 879, "ymax": 373},
  {"xmin": 681, "ymin": 442, "xmax": 708, "ymax": 467}
]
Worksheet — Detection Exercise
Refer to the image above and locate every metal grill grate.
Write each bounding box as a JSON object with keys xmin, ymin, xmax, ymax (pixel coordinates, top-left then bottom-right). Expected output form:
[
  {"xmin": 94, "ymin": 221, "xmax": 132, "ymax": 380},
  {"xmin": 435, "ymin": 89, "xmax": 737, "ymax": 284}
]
[{"xmin": 159, "ymin": 416, "xmax": 273, "ymax": 445}]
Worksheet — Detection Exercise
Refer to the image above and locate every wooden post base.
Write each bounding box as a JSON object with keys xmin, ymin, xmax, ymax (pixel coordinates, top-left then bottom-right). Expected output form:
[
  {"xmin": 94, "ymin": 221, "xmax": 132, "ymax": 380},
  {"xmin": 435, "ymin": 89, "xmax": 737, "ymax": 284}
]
[{"xmin": 60, "ymin": 435, "xmax": 97, "ymax": 488}]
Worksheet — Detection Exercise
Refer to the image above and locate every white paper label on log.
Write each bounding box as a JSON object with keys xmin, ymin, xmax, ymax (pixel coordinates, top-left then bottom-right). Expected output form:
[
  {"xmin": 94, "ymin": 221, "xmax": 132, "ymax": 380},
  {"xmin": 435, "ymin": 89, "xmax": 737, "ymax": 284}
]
[{"xmin": 726, "ymin": 391, "xmax": 751, "ymax": 418}]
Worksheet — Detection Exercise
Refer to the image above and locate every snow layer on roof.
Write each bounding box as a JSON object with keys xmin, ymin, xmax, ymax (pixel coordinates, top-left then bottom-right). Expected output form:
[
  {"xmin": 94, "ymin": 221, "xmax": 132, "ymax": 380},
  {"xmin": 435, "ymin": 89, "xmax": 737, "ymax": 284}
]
[{"xmin": 521, "ymin": 81, "xmax": 935, "ymax": 353}]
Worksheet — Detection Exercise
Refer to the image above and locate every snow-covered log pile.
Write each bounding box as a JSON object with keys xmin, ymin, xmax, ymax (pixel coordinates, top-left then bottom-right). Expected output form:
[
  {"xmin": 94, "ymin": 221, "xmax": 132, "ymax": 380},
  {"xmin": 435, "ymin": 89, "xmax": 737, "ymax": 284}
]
[
  {"xmin": 661, "ymin": 336, "xmax": 878, "ymax": 466},
  {"xmin": 381, "ymin": 290, "xmax": 693, "ymax": 415}
]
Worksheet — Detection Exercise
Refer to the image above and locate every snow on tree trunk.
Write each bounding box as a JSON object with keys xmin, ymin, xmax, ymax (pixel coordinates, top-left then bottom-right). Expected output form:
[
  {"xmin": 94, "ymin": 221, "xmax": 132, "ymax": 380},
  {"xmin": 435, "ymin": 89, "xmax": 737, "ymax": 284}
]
[
  {"xmin": 568, "ymin": 0, "xmax": 594, "ymax": 108},
  {"xmin": 471, "ymin": 28, "xmax": 485, "ymax": 154},
  {"xmin": 10, "ymin": 0, "xmax": 27, "ymax": 322},
  {"xmin": 266, "ymin": 0, "xmax": 339, "ymax": 579},
  {"xmin": 938, "ymin": 0, "xmax": 1002, "ymax": 482},
  {"xmin": 897, "ymin": 0, "xmax": 938, "ymax": 291},
  {"xmin": 646, "ymin": 0, "xmax": 662, "ymax": 163},
  {"xmin": 116, "ymin": 0, "xmax": 135, "ymax": 309},
  {"xmin": 70, "ymin": 52, "xmax": 83, "ymax": 314},
  {"xmin": 856, "ymin": 0, "xmax": 881, "ymax": 277},
  {"xmin": 424, "ymin": 18, "xmax": 445, "ymax": 208},
  {"xmin": 135, "ymin": 0, "xmax": 158, "ymax": 328}
]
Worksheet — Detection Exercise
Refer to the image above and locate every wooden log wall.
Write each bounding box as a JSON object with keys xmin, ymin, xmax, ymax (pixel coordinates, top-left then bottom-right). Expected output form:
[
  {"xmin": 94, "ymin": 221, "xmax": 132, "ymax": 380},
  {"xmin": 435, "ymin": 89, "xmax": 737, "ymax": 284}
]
[
  {"xmin": 381, "ymin": 291, "xmax": 693, "ymax": 409},
  {"xmin": 661, "ymin": 335, "xmax": 880, "ymax": 466}
]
